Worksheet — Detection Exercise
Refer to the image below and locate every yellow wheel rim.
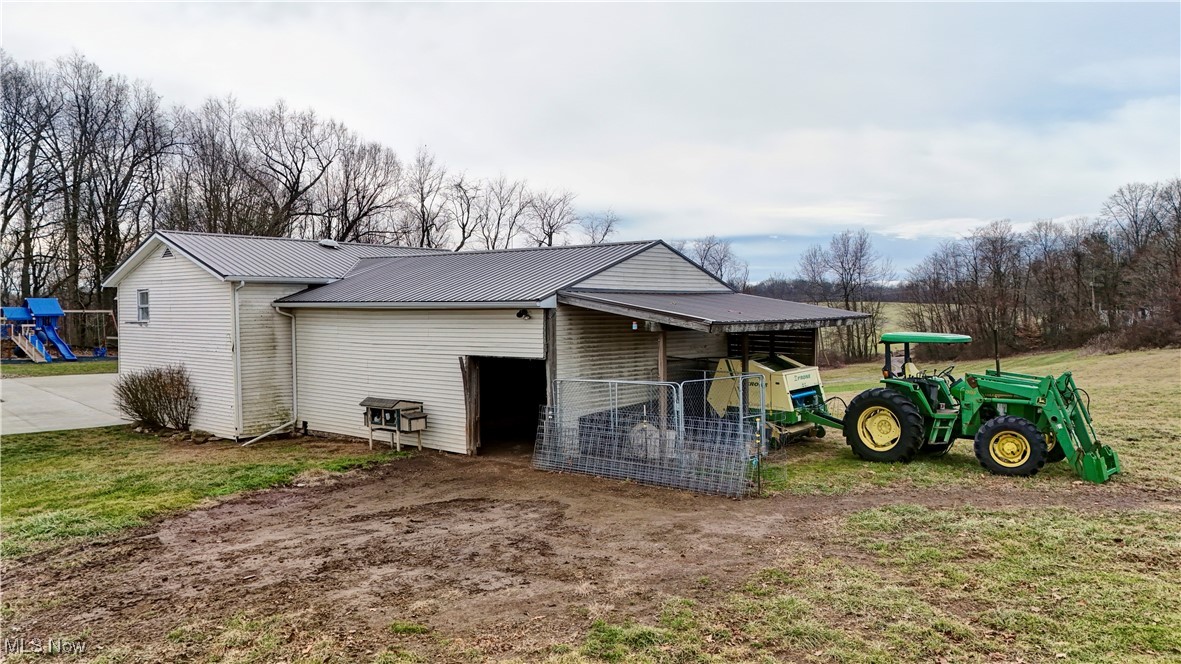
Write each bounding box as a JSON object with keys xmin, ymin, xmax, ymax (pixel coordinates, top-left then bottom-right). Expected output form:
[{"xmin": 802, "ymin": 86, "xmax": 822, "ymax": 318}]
[
  {"xmin": 989, "ymin": 431, "xmax": 1031, "ymax": 468},
  {"xmin": 857, "ymin": 406, "xmax": 901, "ymax": 451}
]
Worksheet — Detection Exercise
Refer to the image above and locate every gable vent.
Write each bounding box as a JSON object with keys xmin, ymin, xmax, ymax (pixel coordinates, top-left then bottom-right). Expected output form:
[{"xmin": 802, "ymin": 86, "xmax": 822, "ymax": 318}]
[{"xmin": 161, "ymin": 247, "xmax": 174, "ymax": 258}]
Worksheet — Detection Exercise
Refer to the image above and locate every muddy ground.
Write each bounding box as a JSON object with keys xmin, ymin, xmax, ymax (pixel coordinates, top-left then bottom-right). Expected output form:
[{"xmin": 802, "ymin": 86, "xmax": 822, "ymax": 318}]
[{"xmin": 2, "ymin": 449, "xmax": 1175, "ymax": 662}]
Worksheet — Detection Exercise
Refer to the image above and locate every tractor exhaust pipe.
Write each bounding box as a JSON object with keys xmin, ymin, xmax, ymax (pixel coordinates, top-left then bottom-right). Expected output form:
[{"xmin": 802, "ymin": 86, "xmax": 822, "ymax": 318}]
[{"xmin": 993, "ymin": 327, "xmax": 1001, "ymax": 374}]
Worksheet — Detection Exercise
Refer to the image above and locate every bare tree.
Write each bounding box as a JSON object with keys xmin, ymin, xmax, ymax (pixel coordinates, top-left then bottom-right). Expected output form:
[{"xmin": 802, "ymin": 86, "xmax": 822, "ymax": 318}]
[
  {"xmin": 796, "ymin": 229, "xmax": 893, "ymax": 360},
  {"xmin": 578, "ymin": 209, "xmax": 619, "ymax": 244},
  {"xmin": 444, "ymin": 172, "xmax": 479, "ymax": 251},
  {"xmin": 1, "ymin": 55, "xmax": 60, "ymax": 301},
  {"xmin": 318, "ymin": 133, "xmax": 404, "ymax": 242},
  {"xmin": 242, "ymin": 101, "xmax": 341, "ymax": 237},
  {"xmin": 1102, "ymin": 182, "xmax": 1160, "ymax": 256},
  {"xmin": 476, "ymin": 175, "xmax": 531, "ymax": 249},
  {"xmin": 526, "ymin": 189, "xmax": 577, "ymax": 246},
  {"xmin": 687, "ymin": 235, "xmax": 749, "ymax": 288},
  {"xmin": 401, "ymin": 145, "xmax": 448, "ymax": 248}
]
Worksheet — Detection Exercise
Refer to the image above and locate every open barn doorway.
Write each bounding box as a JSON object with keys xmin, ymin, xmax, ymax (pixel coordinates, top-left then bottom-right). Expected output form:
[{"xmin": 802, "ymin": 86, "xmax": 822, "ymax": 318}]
[{"xmin": 468, "ymin": 357, "xmax": 547, "ymax": 456}]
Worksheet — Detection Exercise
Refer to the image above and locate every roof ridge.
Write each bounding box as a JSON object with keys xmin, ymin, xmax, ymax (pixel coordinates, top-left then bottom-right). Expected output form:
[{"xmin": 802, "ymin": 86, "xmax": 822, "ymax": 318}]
[
  {"xmin": 158, "ymin": 229, "xmax": 443, "ymax": 251},
  {"xmin": 423, "ymin": 240, "xmax": 656, "ymax": 256}
]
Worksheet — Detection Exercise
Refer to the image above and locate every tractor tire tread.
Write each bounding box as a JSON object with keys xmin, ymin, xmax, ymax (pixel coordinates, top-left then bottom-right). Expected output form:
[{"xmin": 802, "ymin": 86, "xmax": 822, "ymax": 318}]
[
  {"xmin": 973, "ymin": 415, "xmax": 1048, "ymax": 477},
  {"xmin": 844, "ymin": 387, "xmax": 924, "ymax": 463}
]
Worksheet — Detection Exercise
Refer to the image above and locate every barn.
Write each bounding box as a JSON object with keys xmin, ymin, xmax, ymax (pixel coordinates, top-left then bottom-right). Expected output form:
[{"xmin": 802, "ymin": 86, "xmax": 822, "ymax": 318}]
[{"xmin": 104, "ymin": 231, "xmax": 864, "ymax": 453}]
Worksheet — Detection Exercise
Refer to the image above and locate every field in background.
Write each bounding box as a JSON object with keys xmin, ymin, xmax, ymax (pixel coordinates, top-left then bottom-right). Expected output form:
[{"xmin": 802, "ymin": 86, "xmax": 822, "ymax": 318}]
[
  {"xmin": 1, "ymin": 358, "xmax": 118, "ymax": 378},
  {"xmin": 817, "ymin": 302, "xmax": 909, "ymax": 363}
]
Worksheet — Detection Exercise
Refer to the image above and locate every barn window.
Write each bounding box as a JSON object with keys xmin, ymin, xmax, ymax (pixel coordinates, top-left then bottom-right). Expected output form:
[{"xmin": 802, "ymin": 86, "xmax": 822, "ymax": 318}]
[{"xmin": 137, "ymin": 289, "xmax": 150, "ymax": 322}]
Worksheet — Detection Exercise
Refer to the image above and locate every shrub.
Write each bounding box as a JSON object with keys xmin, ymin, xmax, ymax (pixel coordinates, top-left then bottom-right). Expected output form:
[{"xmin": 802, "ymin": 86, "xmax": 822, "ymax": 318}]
[{"xmin": 114, "ymin": 364, "xmax": 199, "ymax": 430}]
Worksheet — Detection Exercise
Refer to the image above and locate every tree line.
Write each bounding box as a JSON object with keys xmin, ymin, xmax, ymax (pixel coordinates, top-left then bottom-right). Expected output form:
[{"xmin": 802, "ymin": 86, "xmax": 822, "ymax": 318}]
[
  {"xmin": 753, "ymin": 179, "xmax": 1181, "ymax": 360},
  {"xmin": 1, "ymin": 52, "xmax": 626, "ymax": 309}
]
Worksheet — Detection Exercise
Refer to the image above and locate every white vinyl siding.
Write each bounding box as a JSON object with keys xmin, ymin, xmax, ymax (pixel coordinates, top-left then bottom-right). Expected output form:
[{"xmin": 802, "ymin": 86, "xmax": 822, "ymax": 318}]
[
  {"xmin": 573, "ymin": 244, "xmax": 732, "ymax": 292},
  {"xmin": 294, "ymin": 308, "xmax": 545, "ymax": 454},
  {"xmin": 238, "ymin": 283, "xmax": 304, "ymax": 435},
  {"xmin": 117, "ymin": 250, "xmax": 237, "ymax": 437},
  {"xmin": 555, "ymin": 305, "xmax": 660, "ymax": 381}
]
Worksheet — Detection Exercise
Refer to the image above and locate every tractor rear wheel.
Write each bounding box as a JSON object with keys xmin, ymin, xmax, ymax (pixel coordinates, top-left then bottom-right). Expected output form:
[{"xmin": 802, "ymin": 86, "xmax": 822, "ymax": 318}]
[
  {"xmin": 974, "ymin": 416, "xmax": 1047, "ymax": 476},
  {"xmin": 844, "ymin": 388, "xmax": 924, "ymax": 463}
]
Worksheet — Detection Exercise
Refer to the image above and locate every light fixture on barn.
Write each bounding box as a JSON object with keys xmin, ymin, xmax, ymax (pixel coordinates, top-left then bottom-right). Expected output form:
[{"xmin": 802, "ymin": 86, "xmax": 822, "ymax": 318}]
[{"xmin": 516, "ymin": 309, "xmax": 531, "ymax": 320}]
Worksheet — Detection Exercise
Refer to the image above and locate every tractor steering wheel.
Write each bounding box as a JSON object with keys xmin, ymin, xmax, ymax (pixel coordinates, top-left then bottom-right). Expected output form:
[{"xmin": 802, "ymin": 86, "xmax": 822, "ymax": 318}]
[{"xmin": 938, "ymin": 365, "xmax": 956, "ymax": 380}]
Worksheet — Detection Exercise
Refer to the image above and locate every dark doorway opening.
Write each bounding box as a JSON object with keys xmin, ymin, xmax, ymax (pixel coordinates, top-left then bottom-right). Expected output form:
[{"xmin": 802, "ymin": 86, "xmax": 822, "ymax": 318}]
[{"xmin": 477, "ymin": 357, "xmax": 547, "ymax": 456}]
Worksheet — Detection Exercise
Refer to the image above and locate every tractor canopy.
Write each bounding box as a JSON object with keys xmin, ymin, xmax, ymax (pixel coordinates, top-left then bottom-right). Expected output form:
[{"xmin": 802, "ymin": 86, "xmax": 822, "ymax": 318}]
[{"xmin": 880, "ymin": 332, "xmax": 972, "ymax": 344}]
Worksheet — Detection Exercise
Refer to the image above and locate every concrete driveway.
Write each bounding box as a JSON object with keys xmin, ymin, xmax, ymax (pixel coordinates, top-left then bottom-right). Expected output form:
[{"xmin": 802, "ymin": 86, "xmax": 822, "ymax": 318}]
[{"xmin": 0, "ymin": 373, "xmax": 128, "ymax": 435}]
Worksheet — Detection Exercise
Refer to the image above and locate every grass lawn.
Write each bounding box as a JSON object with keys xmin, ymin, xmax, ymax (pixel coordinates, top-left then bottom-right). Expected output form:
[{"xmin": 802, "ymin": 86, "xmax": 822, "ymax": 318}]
[
  {"xmin": 568, "ymin": 507, "xmax": 1181, "ymax": 663},
  {"xmin": 0, "ymin": 426, "xmax": 403, "ymax": 558},
  {"xmin": 1, "ymin": 358, "xmax": 118, "ymax": 378}
]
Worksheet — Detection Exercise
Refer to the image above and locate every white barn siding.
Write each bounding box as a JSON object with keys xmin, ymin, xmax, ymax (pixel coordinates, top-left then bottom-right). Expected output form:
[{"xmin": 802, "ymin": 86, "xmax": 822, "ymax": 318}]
[
  {"xmin": 555, "ymin": 305, "xmax": 659, "ymax": 382},
  {"xmin": 237, "ymin": 283, "xmax": 304, "ymax": 435},
  {"xmin": 117, "ymin": 250, "xmax": 237, "ymax": 437},
  {"xmin": 573, "ymin": 244, "xmax": 732, "ymax": 292},
  {"xmin": 295, "ymin": 308, "xmax": 545, "ymax": 454}
]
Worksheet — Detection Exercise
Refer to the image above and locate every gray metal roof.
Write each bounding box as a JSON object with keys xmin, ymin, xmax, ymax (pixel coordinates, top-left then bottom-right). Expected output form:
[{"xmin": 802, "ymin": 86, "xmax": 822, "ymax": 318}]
[
  {"xmin": 558, "ymin": 290, "xmax": 869, "ymax": 332},
  {"xmin": 159, "ymin": 230, "xmax": 440, "ymax": 281},
  {"xmin": 101, "ymin": 230, "xmax": 440, "ymax": 286},
  {"xmin": 276, "ymin": 241, "xmax": 657, "ymax": 305}
]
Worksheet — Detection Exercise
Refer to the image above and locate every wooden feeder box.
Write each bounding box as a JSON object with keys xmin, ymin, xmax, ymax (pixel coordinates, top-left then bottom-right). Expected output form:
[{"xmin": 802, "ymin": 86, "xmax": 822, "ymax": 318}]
[{"xmin": 359, "ymin": 397, "xmax": 427, "ymax": 451}]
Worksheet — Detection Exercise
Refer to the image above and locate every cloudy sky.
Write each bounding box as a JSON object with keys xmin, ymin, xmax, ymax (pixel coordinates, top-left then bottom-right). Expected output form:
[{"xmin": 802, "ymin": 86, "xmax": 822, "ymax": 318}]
[{"xmin": 3, "ymin": 2, "xmax": 1178, "ymax": 279}]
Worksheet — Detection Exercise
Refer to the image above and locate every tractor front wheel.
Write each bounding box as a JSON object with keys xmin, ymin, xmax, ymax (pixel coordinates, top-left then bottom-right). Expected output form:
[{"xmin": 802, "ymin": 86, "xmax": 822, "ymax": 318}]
[
  {"xmin": 974, "ymin": 416, "xmax": 1047, "ymax": 477},
  {"xmin": 1045, "ymin": 441, "xmax": 1067, "ymax": 463},
  {"xmin": 844, "ymin": 388, "xmax": 924, "ymax": 463}
]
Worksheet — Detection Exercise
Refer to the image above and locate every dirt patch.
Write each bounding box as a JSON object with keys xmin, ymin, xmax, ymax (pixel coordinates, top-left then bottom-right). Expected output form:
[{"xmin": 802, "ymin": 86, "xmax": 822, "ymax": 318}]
[{"xmin": 3, "ymin": 451, "xmax": 1177, "ymax": 661}]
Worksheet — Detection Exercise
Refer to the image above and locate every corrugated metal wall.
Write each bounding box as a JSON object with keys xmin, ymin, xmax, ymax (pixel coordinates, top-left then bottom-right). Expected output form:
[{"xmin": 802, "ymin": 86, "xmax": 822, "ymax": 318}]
[
  {"xmin": 117, "ymin": 248, "xmax": 237, "ymax": 437},
  {"xmin": 295, "ymin": 308, "xmax": 545, "ymax": 454}
]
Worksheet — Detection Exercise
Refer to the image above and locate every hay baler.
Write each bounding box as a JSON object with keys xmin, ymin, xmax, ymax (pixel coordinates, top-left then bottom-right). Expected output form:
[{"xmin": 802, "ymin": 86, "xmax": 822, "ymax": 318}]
[{"xmin": 707, "ymin": 355, "xmax": 836, "ymax": 447}]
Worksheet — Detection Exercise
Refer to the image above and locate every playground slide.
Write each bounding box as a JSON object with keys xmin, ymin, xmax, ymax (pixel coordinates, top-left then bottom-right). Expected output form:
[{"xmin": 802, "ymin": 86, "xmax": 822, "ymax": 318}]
[{"xmin": 41, "ymin": 326, "xmax": 77, "ymax": 361}]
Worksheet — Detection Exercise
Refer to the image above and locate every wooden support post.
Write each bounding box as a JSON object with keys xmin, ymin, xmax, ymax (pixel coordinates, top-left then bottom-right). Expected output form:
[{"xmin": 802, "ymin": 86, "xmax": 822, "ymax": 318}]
[
  {"xmin": 741, "ymin": 334, "xmax": 750, "ymax": 374},
  {"xmin": 768, "ymin": 332, "xmax": 777, "ymax": 357},
  {"xmin": 657, "ymin": 330, "xmax": 668, "ymax": 382},
  {"xmin": 545, "ymin": 309, "xmax": 557, "ymax": 408},
  {"xmin": 657, "ymin": 328, "xmax": 668, "ymax": 429}
]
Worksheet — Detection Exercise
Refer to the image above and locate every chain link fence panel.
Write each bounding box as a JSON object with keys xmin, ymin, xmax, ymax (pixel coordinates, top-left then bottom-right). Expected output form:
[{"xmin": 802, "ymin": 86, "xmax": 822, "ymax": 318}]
[{"xmin": 534, "ymin": 375, "xmax": 765, "ymax": 497}]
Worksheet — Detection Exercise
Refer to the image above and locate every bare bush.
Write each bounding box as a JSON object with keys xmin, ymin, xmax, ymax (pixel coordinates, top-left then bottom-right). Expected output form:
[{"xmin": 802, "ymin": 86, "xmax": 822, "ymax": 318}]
[{"xmin": 114, "ymin": 364, "xmax": 199, "ymax": 430}]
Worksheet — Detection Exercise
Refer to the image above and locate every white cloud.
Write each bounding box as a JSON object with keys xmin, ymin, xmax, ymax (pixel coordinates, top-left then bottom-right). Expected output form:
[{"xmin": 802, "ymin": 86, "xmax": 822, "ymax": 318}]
[{"xmin": 1, "ymin": 2, "xmax": 1177, "ymax": 271}]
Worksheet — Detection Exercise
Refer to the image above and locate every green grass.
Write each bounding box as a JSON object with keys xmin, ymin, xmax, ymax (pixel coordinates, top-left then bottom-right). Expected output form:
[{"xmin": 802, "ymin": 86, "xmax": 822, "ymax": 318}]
[
  {"xmin": 388, "ymin": 620, "xmax": 431, "ymax": 636},
  {"xmin": 572, "ymin": 507, "xmax": 1181, "ymax": 663},
  {"xmin": 762, "ymin": 347, "xmax": 1181, "ymax": 495},
  {"xmin": 0, "ymin": 358, "xmax": 118, "ymax": 378},
  {"xmin": 0, "ymin": 426, "xmax": 405, "ymax": 557}
]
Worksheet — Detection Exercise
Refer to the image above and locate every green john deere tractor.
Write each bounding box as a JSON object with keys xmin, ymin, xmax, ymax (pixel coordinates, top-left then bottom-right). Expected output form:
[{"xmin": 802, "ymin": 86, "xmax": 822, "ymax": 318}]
[{"xmin": 802, "ymin": 332, "xmax": 1121, "ymax": 484}]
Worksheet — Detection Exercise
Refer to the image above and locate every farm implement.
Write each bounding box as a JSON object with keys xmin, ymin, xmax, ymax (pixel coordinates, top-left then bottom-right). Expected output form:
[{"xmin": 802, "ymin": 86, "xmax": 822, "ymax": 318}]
[{"xmin": 710, "ymin": 332, "xmax": 1120, "ymax": 484}]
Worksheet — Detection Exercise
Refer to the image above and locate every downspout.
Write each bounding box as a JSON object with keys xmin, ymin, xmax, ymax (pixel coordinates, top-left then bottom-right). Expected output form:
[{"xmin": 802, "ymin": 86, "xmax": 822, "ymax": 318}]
[
  {"xmin": 242, "ymin": 306, "xmax": 297, "ymax": 447},
  {"xmin": 232, "ymin": 281, "xmax": 246, "ymax": 438}
]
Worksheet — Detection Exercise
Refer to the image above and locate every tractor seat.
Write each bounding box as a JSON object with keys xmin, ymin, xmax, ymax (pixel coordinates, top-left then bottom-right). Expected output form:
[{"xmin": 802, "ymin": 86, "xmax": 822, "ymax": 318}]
[{"xmin": 902, "ymin": 362, "xmax": 921, "ymax": 378}]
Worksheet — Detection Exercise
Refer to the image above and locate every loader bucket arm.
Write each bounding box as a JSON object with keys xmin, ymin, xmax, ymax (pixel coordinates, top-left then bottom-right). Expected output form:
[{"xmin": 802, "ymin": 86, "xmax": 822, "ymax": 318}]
[{"xmin": 977, "ymin": 369, "xmax": 1121, "ymax": 483}]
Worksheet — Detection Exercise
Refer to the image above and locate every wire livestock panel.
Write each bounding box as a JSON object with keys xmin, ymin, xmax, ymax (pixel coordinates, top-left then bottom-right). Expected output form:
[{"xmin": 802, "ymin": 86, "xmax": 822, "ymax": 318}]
[{"xmin": 534, "ymin": 375, "xmax": 766, "ymax": 497}]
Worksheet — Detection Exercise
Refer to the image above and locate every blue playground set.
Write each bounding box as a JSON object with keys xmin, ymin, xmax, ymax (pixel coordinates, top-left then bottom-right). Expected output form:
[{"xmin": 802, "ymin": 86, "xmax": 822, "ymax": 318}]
[{"xmin": 1, "ymin": 298, "xmax": 82, "ymax": 363}]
